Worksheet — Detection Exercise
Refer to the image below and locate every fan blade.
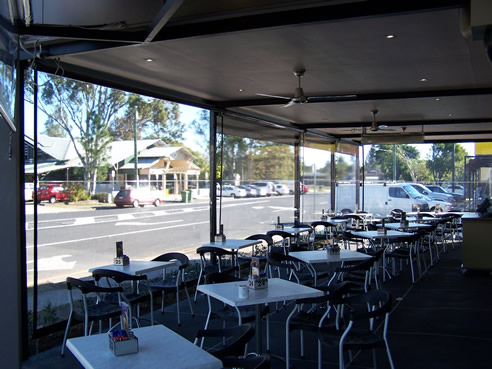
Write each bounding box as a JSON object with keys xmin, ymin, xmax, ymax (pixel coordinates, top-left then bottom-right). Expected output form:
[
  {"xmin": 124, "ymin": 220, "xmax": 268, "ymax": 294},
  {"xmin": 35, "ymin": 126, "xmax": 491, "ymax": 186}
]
[
  {"xmin": 256, "ymin": 93, "xmax": 291, "ymax": 100},
  {"xmin": 283, "ymin": 99, "xmax": 296, "ymax": 108},
  {"xmin": 378, "ymin": 127, "xmax": 397, "ymax": 131},
  {"xmin": 307, "ymin": 94, "xmax": 357, "ymax": 102}
]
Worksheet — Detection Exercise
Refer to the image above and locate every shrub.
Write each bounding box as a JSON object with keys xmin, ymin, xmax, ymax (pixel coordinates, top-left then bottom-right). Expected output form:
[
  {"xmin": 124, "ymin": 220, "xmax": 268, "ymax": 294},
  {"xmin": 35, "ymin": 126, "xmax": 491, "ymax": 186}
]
[
  {"xmin": 65, "ymin": 183, "xmax": 89, "ymax": 202},
  {"xmin": 91, "ymin": 192, "xmax": 110, "ymax": 203}
]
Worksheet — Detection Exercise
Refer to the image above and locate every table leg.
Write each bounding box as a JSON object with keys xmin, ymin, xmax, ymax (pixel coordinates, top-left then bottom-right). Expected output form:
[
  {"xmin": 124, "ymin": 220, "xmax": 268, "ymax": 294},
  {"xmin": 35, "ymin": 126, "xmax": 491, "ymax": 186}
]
[{"xmin": 255, "ymin": 304, "xmax": 262, "ymax": 354}]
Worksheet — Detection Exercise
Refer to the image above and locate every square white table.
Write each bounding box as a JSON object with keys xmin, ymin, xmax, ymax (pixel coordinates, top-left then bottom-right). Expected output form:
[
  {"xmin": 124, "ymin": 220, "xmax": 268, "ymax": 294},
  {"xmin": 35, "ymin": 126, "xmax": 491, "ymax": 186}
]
[
  {"xmin": 289, "ymin": 249, "xmax": 373, "ymax": 284},
  {"xmin": 289, "ymin": 249, "xmax": 373, "ymax": 264},
  {"xmin": 202, "ymin": 239, "xmax": 263, "ymax": 268},
  {"xmin": 197, "ymin": 278, "xmax": 323, "ymax": 354},
  {"xmin": 89, "ymin": 260, "xmax": 176, "ymax": 276},
  {"xmin": 67, "ymin": 325, "xmax": 222, "ymax": 369},
  {"xmin": 384, "ymin": 222, "xmax": 432, "ymax": 231}
]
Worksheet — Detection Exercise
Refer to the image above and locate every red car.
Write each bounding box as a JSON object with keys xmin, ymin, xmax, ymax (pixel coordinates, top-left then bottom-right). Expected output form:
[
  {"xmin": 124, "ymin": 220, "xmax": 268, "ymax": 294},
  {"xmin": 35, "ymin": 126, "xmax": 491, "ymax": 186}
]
[
  {"xmin": 114, "ymin": 188, "xmax": 162, "ymax": 208},
  {"xmin": 34, "ymin": 184, "xmax": 69, "ymax": 203}
]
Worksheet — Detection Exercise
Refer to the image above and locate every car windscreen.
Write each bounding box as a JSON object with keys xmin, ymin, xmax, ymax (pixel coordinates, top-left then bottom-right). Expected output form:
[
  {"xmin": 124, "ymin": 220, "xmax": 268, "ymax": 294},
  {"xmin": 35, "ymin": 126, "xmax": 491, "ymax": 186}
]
[
  {"xmin": 403, "ymin": 185, "xmax": 424, "ymax": 199},
  {"xmin": 117, "ymin": 190, "xmax": 131, "ymax": 197}
]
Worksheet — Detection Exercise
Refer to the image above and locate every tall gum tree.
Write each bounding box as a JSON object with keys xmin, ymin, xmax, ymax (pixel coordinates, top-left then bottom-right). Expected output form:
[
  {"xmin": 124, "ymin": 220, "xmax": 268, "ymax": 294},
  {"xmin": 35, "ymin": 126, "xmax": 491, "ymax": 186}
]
[{"xmin": 28, "ymin": 74, "xmax": 126, "ymax": 194}]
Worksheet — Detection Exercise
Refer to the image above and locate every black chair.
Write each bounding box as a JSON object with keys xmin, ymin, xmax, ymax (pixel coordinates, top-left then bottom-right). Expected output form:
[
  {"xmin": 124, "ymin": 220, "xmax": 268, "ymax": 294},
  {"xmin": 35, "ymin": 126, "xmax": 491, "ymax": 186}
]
[
  {"xmin": 267, "ymin": 251, "xmax": 314, "ymax": 286},
  {"xmin": 311, "ymin": 221, "xmax": 338, "ymax": 246},
  {"xmin": 318, "ymin": 289, "xmax": 395, "ymax": 369},
  {"xmin": 148, "ymin": 252, "xmax": 194, "ymax": 326},
  {"xmin": 245, "ymin": 234, "xmax": 273, "ymax": 257},
  {"xmin": 238, "ymin": 234, "xmax": 274, "ymax": 276},
  {"xmin": 266, "ymin": 230, "xmax": 293, "ymax": 254},
  {"xmin": 91, "ymin": 268, "xmax": 154, "ymax": 327},
  {"xmin": 203, "ymin": 272, "xmax": 271, "ymax": 351},
  {"xmin": 195, "ymin": 323, "xmax": 255, "ymax": 359},
  {"xmin": 328, "ymin": 257, "xmax": 376, "ymax": 294},
  {"xmin": 194, "ymin": 246, "xmax": 236, "ymax": 302},
  {"xmin": 385, "ymin": 232, "xmax": 422, "ymax": 283},
  {"xmin": 285, "ymin": 282, "xmax": 352, "ymax": 369},
  {"xmin": 61, "ymin": 277, "xmax": 123, "ymax": 356}
]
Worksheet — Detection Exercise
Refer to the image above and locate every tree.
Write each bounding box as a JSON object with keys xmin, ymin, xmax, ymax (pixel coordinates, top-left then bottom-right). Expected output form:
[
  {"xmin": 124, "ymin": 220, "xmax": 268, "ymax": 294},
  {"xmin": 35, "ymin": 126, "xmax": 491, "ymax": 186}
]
[
  {"xmin": 110, "ymin": 94, "xmax": 183, "ymax": 143},
  {"xmin": 28, "ymin": 74, "xmax": 126, "ymax": 194},
  {"xmin": 42, "ymin": 117, "xmax": 67, "ymax": 137},
  {"xmin": 249, "ymin": 143, "xmax": 294, "ymax": 180},
  {"xmin": 426, "ymin": 143, "xmax": 468, "ymax": 183},
  {"xmin": 365, "ymin": 144, "xmax": 420, "ymax": 181}
]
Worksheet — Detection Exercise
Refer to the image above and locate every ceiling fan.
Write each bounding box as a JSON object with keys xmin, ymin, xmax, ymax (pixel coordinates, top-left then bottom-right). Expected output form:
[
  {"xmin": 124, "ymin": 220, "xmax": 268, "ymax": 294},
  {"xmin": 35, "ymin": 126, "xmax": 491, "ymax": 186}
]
[
  {"xmin": 342, "ymin": 109, "xmax": 396, "ymax": 133},
  {"xmin": 366, "ymin": 109, "xmax": 396, "ymax": 132},
  {"xmin": 256, "ymin": 69, "xmax": 357, "ymax": 107}
]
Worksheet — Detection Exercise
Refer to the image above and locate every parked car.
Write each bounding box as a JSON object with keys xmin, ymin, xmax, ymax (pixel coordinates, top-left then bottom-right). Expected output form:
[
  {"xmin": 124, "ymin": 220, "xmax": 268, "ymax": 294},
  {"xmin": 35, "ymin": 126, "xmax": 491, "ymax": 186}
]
[
  {"xmin": 34, "ymin": 184, "xmax": 69, "ymax": 204},
  {"xmin": 426, "ymin": 185, "xmax": 464, "ymax": 202},
  {"xmin": 446, "ymin": 184, "xmax": 464, "ymax": 195},
  {"xmin": 249, "ymin": 184, "xmax": 267, "ymax": 197},
  {"xmin": 285, "ymin": 181, "xmax": 309, "ymax": 195},
  {"xmin": 237, "ymin": 185, "xmax": 257, "ymax": 197},
  {"xmin": 274, "ymin": 183, "xmax": 290, "ymax": 195},
  {"xmin": 114, "ymin": 188, "xmax": 162, "ymax": 208},
  {"xmin": 218, "ymin": 185, "xmax": 247, "ymax": 198},
  {"xmin": 409, "ymin": 183, "xmax": 455, "ymax": 203},
  {"xmin": 251, "ymin": 181, "xmax": 276, "ymax": 196}
]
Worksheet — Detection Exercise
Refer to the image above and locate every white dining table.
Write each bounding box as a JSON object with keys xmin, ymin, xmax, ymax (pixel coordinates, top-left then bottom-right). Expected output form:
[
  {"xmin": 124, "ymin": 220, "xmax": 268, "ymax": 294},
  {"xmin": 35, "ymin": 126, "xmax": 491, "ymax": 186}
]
[
  {"xmin": 67, "ymin": 325, "xmax": 222, "ymax": 369},
  {"xmin": 197, "ymin": 278, "xmax": 323, "ymax": 354},
  {"xmin": 384, "ymin": 222, "xmax": 432, "ymax": 230},
  {"xmin": 351, "ymin": 230, "xmax": 415, "ymax": 281},
  {"xmin": 201, "ymin": 238, "xmax": 262, "ymax": 267},
  {"xmin": 88, "ymin": 260, "xmax": 176, "ymax": 276},
  {"xmin": 289, "ymin": 249, "xmax": 373, "ymax": 285}
]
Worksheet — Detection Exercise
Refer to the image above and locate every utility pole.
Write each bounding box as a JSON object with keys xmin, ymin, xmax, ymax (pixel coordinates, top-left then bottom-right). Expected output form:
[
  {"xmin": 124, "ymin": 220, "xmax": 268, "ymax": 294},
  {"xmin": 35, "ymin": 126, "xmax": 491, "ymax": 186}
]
[
  {"xmin": 392, "ymin": 144, "xmax": 396, "ymax": 181},
  {"xmin": 133, "ymin": 109, "xmax": 139, "ymax": 188}
]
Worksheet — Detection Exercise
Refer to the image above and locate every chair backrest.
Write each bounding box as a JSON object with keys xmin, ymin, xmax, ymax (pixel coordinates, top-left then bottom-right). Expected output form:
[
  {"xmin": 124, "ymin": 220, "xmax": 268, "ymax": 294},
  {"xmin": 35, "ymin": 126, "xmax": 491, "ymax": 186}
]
[
  {"xmin": 205, "ymin": 271, "xmax": 242, "ymax": 284},
  {"xmin": 92, "ymin": 269, "xmax": 147, "ymax": 284},
  {"xmin": 246, "ymin": 234, "xmax": 273, "ymax": 256},
  {"xmin": 195, "ymin": 323, "xmax": 255, "ymax": 359},
  {"xmin": 221, "ymin": 354, "xmax": 271, "ymax": 369},
  {"xmin": 66, "ymin": 276, "xmax": 123, "ymax": 296},
  {"xmin": 152, "ymin": 252, "xmax": 189, "ymax": 270},
  {"xmin": 343, "ymin": 289, "xmax": 392, "ymax": 321}
]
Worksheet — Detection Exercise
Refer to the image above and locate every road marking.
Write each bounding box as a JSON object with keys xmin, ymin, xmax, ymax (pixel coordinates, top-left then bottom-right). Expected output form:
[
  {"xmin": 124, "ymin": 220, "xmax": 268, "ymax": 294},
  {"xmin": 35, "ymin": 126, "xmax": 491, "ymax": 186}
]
[
  {"xmin": 26, "ymin": 254, "xmax": 76, "ymax": 272},
  {"xmin": 74, "ymin": 217, "xmax": 95, "ymax": 225},
  {"xmin": 115, "ymin": 219, "xmax": 182, "ymax": 226},
  {"xmin": 27, "ymin": 220, "xmax": 210, "ymax": 249}
]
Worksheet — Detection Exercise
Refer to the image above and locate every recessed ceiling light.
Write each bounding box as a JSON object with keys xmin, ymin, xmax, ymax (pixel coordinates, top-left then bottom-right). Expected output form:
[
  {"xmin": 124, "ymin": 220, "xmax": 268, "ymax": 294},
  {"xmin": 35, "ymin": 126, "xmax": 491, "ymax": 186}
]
[
  {"xmin": 145, "ymin": 58, "xmax": 154, "ymax": 62},
  {"xmin": 448, "ymin": 113, "xmax": 452, "ymax": 117},
  {"xmin": 238, "ymin": 88, "xmax": 245, "ymax": 92},
  {"xmin": 385, "ymin": 34, "xmax": 395, "ymax": 39},
  {"xmin": 419, "ymin": 78, "xmax": 428, "ymax": 82},
  {"xmin": 435, "ymin": 98, "xmax": 440, "ymax": 101}
]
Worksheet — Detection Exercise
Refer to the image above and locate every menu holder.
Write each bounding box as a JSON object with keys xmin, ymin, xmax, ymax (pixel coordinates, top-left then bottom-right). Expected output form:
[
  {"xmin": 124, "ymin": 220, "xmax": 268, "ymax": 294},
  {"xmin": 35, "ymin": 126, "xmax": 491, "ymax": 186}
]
[
  {"xmin": 114, "ymin": 255, "xmax": 130, "ymax": 265},
  {"xmin": 114, "ymin": 241, "xmax": 130, "ymax": 265},
  {"xmin": 108, "ymin": 302, "xmax": 138, "ymax": 356},
  {"xmin": 248, "ymin": 256, "xmax": 268, "ymax": 290}
]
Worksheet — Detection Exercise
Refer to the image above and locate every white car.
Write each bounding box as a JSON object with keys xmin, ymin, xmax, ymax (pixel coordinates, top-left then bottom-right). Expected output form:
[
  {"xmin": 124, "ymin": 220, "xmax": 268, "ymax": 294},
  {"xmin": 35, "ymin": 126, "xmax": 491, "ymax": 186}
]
[
  {"xmin": 446, "ymin": 184, "xmax": 464, "ymax": 195},
  {"xmin": 274, "ymin": 183, "xmax": 290, "ymax": 195},
  {"xmin": 218, "ymin": 185, "xmax": 247, "ymax": 198}
]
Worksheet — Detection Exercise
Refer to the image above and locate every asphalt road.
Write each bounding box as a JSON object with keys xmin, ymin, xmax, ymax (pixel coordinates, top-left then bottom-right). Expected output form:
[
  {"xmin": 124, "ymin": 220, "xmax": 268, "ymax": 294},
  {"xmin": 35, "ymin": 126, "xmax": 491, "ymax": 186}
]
[{"xmin": 25, "ymin": 193, "xmax": 330, "ymax": 285}]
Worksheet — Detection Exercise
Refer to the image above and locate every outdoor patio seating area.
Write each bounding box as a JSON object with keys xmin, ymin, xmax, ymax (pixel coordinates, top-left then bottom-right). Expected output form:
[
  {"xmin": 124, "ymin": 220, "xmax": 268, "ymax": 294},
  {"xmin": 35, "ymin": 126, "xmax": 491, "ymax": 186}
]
[{"xmin": 22, "ymin": 241, "xmax": 492, "ymax": 369}]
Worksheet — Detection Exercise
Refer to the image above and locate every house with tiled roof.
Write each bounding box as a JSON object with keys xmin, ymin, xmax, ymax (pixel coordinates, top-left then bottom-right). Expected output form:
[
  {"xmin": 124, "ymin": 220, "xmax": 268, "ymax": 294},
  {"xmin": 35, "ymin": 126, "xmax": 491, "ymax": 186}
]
[{"xmin": 25, "ymin": 135, "xmax": 201, "ymax": 195}]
